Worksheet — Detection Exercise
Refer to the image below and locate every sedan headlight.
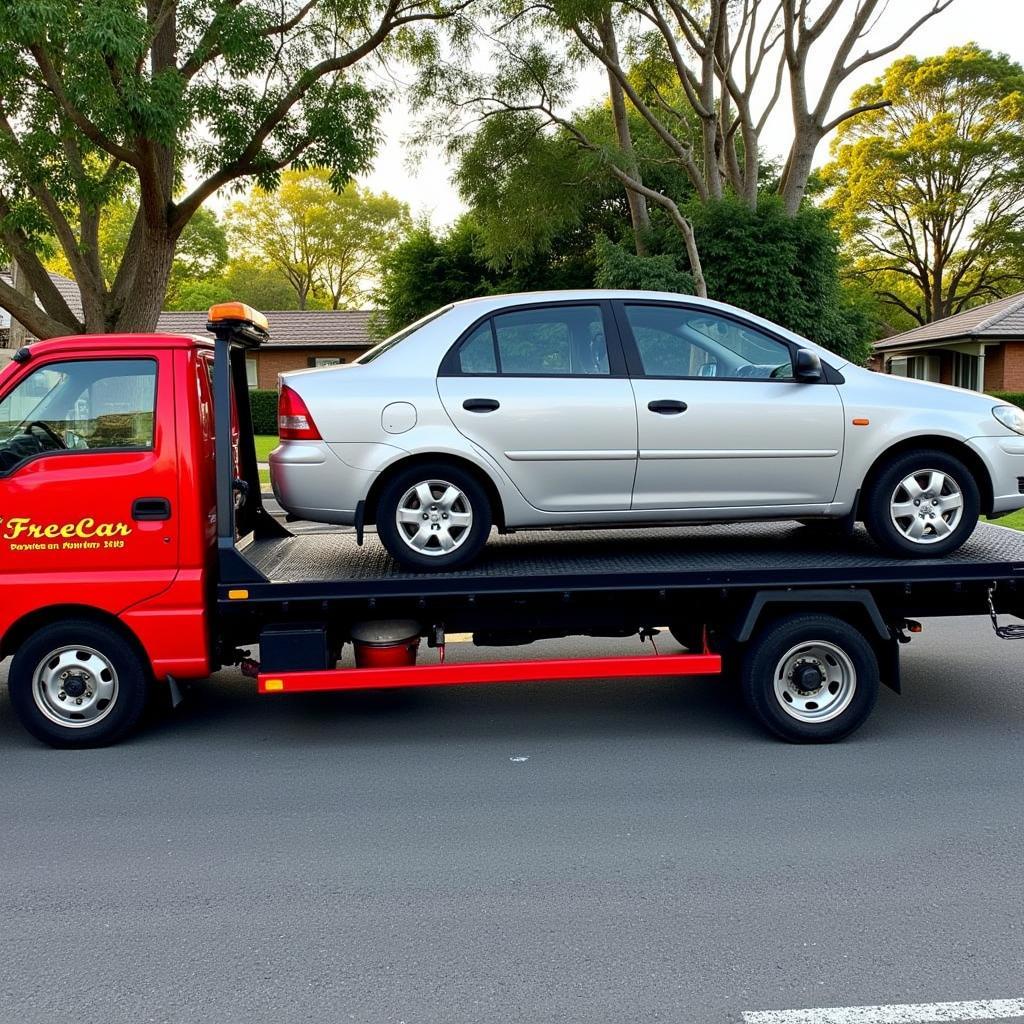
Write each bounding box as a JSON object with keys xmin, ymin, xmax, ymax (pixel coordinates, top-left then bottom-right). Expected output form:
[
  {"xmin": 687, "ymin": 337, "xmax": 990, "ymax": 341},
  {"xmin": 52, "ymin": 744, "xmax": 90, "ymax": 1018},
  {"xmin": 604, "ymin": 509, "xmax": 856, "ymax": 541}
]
[{"xmin": 993, "ymin": 405, "xmax": 1024, "ymax": 435}]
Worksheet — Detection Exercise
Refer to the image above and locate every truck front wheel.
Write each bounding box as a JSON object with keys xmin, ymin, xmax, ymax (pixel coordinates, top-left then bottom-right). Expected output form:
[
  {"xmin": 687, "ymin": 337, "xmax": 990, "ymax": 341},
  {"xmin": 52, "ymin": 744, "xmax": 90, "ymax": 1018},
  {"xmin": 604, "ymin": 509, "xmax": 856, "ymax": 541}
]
[
  {"xmin": 8, "ymin": 620, "xmax": 151, "ymax": 748},
  {"xmin": 740, "ymin": 614, "xmax": 880, "ymax": 743}
]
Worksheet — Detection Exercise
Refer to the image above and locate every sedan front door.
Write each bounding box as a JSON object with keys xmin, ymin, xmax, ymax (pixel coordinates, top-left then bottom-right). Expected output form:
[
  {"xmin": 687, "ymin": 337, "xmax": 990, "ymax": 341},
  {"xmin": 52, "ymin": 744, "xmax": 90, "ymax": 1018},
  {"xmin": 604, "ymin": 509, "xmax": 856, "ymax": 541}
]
[
  {"xmin": 437, "ymin": 302, "xmax": 637, "ymax": 512},
  {"xmin": 618, "ymin": 302, "xmax": 845, "ymax": 512}
]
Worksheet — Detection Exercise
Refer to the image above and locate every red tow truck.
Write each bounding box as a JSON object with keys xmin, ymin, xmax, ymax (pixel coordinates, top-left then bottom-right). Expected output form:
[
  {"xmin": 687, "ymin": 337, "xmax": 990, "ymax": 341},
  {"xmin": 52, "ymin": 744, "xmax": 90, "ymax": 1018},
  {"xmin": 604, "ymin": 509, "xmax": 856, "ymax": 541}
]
[{"xmin": 2, "ymin": 303, "xmax": 1023, "ymax": 748}]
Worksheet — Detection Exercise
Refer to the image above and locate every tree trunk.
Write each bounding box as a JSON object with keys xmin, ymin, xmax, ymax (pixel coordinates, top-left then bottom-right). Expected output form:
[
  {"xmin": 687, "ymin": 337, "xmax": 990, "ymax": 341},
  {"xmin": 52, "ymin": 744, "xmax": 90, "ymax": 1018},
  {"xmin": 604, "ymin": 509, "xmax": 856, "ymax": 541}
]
[
  {"xmin": 8, "ymin": 260, "xmax": 34, "ymax": 346},
  {"xmin": 779, "ymin": 127, "xmax": 820, "ymax": 215},
  {"xmin": 108, "ymin": 228, "xmax": 177, "ymax": 333},
  {"xmin": 600, "ymin": 14, "xmax": 650, "ymax": 256}
]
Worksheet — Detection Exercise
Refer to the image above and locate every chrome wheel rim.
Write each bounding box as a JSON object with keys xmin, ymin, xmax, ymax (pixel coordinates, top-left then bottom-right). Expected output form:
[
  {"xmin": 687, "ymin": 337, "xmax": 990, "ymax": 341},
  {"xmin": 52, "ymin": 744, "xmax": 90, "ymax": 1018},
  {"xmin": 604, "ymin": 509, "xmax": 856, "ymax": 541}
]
[
  {"xmin": 773, "ymin": 641, "xmax": 857, "ymax": 724},
  {"xmin": 395, "ymin": 479, "xmax": 473, "ymax": 556},
  {"xmin": 889, "ymin": 468, "xmax": 963, "ymax": 545},
  {"xmin": 32, "ymin": 645, "xmax": 119, "ymax": 729}
]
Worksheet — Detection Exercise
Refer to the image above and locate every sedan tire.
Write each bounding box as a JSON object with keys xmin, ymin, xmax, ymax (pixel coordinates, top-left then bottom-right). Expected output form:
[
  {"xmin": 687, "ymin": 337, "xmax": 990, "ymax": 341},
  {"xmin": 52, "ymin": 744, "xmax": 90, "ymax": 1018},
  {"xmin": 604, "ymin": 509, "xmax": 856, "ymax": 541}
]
[
  {"xmin": 863, "ymin": 449, "xmax": 979, "ymax": 558},
  {"xmin": 376, "ymin": 462, "xmax": 493, "ymax": 571}
]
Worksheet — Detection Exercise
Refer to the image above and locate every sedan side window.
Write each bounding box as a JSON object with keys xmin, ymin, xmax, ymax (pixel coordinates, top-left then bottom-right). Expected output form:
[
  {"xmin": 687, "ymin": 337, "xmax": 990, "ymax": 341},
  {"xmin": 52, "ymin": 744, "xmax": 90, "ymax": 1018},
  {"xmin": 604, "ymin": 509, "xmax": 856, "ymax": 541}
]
[
  {"xmin": 458, "ymin": 323, "xmax": 498, "ymax": 374},
  {"xmin": 624, "ymin": 305, "xmax": 794, "ymax": 380},
  {"xmin": 494, "ymin": 305, "xmax": 609, "ymax": 375},
  {"xmin": 456, "ymin": 305, "xmax": 611, "ymax": 377}
]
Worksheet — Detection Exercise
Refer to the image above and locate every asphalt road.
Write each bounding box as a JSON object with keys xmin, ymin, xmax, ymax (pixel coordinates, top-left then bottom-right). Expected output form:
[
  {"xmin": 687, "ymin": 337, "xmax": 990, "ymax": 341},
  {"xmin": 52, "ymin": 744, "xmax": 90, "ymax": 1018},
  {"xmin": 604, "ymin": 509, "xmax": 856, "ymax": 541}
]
[{"xmin": 1, "ymin": 616, "xmax": 1023, "ymax": 1024}]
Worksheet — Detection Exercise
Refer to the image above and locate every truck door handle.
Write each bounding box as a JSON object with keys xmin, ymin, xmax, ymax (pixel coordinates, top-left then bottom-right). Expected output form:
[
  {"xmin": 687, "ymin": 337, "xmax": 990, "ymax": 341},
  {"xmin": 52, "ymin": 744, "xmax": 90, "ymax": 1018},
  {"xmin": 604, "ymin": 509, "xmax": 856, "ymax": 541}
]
[
  {"xmin": 463, "ymin": 398, "xmax": 500, "ymax": 412},
  {"xmin": 132, "ymin": 497, "xmax": 172, "ymax": 521},
  {"xmin": 648, "ymin": 400, "xmax": 687, "ymax": 414}
]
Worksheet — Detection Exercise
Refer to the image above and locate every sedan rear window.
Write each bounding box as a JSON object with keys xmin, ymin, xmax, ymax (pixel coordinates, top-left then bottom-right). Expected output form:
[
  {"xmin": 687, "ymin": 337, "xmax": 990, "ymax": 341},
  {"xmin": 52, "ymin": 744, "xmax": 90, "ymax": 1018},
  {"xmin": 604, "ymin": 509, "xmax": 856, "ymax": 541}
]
[{"xmin": 456, "ymin": 305, "xmax": 610, "ymax": 376}]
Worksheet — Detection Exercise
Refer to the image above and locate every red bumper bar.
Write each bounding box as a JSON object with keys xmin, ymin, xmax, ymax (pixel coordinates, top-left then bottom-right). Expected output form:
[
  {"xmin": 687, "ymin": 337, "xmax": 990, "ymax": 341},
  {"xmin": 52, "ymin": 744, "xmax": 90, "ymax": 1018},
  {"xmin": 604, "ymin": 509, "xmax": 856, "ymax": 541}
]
[{"xmin": 258, "ymin": 652, "xmax": 721, "ymax": 695}]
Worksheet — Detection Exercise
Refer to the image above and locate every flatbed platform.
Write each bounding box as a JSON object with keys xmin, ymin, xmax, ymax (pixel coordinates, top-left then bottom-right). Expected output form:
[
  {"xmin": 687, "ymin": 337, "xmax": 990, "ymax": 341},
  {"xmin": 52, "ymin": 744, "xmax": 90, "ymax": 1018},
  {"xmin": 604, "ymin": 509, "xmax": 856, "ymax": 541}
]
[{"xmin": 232, "ymin": 521, "xmax": 1024, "ymax": 623}]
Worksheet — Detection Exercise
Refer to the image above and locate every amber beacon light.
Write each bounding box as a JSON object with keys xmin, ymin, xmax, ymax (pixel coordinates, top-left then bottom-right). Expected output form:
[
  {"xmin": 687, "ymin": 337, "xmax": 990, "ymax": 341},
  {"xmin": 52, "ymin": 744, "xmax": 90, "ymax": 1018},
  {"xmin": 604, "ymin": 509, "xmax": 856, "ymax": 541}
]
[{"xmin": 207, "ymin": 302, "xmax": 269, "ymax": 332}]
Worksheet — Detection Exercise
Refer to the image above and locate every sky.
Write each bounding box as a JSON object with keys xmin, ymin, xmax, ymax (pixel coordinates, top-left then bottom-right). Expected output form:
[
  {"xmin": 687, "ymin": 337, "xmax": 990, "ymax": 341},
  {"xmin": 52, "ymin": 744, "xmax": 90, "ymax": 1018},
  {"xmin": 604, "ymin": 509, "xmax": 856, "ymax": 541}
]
[{"xmin": 359, "ymin": 0, "xmax": 1024, "ymax": 228}]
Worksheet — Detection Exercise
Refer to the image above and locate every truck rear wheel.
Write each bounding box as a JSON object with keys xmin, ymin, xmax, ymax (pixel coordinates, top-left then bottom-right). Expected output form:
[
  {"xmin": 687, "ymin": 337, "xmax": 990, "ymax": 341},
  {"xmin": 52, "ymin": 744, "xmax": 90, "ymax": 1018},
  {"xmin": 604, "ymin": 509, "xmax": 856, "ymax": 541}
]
[
  {"xmin": 8, "ymin": 620, "xmax": 150, "ymax": 748},
  {"xmin": 740, "ymin": 614, "xmax": 879, "ymax": 743}
]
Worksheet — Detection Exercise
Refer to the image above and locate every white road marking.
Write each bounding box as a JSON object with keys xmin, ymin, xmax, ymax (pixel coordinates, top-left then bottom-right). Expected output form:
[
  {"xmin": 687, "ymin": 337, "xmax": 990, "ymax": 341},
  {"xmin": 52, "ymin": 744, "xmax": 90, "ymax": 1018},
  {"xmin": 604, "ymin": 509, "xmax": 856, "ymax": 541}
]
[
  {"xmin": 509, "ymin": 756, "xmax": 529, "ymax": 762},
  {"xmin": 743, "ymin": 998, "xmax": 1024, "ymax": 1024}
]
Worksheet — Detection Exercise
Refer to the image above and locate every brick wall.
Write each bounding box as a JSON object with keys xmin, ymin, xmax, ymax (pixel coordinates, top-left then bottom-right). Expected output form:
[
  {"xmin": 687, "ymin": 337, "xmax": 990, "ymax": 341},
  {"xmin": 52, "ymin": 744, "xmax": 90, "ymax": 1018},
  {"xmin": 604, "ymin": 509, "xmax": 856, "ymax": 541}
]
[
  {"xmin": 255, "ymin": 348, "xmax": 360, "ymax": 389},
  {"xmin": 984, "ymin": 344, "xmax": 1006, "ymax": 390},
  {"xmin": 991, "ymin": 341, "xmax": 1024, "ymax": 391}
]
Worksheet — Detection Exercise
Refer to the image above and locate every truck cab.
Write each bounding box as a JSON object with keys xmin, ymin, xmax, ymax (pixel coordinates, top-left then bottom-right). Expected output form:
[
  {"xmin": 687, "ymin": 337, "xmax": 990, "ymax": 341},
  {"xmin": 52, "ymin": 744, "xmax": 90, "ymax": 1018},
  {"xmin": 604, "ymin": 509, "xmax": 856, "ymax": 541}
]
[{"xmin": 0, "ymin": 327, "xmax": 228, "ymax": 745}]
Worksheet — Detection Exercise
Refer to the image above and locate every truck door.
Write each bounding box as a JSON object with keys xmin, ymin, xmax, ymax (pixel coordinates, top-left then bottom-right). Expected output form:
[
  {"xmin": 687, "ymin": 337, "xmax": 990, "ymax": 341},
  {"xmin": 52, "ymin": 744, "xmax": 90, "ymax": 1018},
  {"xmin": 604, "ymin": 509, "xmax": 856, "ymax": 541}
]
[{"xmin": 0, "ymin": 353, "xmax": 179, "ymax": 599}]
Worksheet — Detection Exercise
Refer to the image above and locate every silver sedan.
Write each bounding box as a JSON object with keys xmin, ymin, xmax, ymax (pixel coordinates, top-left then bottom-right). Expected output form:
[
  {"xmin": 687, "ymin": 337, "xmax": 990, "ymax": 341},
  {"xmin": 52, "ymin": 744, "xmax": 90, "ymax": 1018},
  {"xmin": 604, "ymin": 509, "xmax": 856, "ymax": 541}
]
[{"xmin": 270, "ymin": 290, "xmax": 1024, "ymax": 570}]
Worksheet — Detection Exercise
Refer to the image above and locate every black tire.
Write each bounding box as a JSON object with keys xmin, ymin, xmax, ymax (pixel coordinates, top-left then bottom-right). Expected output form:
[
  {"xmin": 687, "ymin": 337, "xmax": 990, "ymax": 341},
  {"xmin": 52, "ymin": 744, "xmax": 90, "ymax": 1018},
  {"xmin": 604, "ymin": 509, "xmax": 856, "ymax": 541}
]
[
  {"xmin": 740, "ymin": 614, "xmax": 879, "ymax": 743},
  {"xmin": 376, "ymin": 461, "xmax": 493, "ymax": 571},
  {"xmin": 668, "ymin": 622, "xmax": 705, "ymax": 651},
  {"xmin": 862, "ymin": 449, "xmax": 979, "ymax": 558},
  {"xmin": 8, "ymin": 619, "xmax": 151, "ymax": 748}
]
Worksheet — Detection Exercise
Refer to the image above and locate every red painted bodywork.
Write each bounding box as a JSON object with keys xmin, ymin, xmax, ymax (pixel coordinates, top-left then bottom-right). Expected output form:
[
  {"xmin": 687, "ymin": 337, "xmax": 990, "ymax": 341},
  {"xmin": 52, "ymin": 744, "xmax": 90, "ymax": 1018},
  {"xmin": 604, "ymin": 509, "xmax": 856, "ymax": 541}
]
[
  {"xmin": 0, "ymin": 335, "xmax": 215, "ymax": 678},
  {"xmin": 258, "ymin": 653, "xmax": 722, "ymax": 694}
]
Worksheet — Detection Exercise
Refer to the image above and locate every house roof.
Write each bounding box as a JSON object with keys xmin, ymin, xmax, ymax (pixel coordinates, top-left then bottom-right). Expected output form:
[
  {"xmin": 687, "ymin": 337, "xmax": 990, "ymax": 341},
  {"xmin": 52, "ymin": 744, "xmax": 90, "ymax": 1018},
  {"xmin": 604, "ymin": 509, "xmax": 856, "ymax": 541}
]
[
  {"xmin": 1, "ymin": 269, "xmax": 374, "ymax": 349},
  {"xmin": 1, "ymin": 267, "xmax": 86, "ymax": 324},
  {"xmin": 875, "ymin": 292, "xmax": 1024, "ymax": 351},
  {"xmin": 156, "ymin": 309, "xmax": 374, "ymax": 349}
]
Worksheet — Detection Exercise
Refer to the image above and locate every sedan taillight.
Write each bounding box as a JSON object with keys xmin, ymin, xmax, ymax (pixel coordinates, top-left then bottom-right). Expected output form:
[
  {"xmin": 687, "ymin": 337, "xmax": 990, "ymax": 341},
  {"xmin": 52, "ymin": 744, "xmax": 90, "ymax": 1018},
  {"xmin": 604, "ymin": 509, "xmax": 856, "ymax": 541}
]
[{"xmin": 278, "ymin": 385, "xmax": 322, "ymax": 440}]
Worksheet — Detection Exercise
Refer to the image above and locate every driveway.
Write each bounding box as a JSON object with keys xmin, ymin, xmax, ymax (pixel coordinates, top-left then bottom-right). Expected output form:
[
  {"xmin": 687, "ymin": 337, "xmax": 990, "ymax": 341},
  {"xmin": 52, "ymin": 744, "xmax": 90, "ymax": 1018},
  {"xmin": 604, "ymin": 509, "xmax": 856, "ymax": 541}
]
[{"xmin": 1, "ymin": 616, "xmax": 1022, "ymax": 1024}]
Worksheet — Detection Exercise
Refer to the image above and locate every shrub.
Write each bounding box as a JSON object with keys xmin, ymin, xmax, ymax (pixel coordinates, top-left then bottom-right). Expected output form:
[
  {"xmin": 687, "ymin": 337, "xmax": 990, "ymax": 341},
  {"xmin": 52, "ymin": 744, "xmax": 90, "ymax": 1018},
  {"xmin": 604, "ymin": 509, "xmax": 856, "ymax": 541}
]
[
  {"xmin": 990, "ymin": 391, "xmax": 1024, "ymax": 409},
  {"xmin": 249, "ymin": 389, "xmax": 278, "ymax": 434}
]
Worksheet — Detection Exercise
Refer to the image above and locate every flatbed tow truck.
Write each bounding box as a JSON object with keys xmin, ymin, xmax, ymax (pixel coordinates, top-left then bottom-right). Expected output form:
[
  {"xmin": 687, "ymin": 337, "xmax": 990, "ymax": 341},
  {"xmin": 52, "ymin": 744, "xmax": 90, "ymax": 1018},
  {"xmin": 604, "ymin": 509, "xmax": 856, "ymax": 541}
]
[{"xmin": 2, "ymin": 303, "xmax": 1024, "ymax": 748}]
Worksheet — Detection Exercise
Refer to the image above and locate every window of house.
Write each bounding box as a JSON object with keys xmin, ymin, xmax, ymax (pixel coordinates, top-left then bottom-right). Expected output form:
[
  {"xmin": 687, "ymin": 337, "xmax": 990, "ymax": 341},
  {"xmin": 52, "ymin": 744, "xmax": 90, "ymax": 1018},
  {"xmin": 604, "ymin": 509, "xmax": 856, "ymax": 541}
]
[
  {"xmin": 310, "ymin": 357, "xmax": 343, "ymax": 368},
  {"xmin": 953, "ymin": 352, "xmax": 980, "ymax": 390},
  {"xmin": 245, "ymin": 356, "xmax": 258, "ymax": 389},
  {"xmin": 892, "ymin": 355, "xmax": 939, "ymax": 382},
  {"xmin": 0, "ymin": 358, "xmax": 157, "ymax": 473}
]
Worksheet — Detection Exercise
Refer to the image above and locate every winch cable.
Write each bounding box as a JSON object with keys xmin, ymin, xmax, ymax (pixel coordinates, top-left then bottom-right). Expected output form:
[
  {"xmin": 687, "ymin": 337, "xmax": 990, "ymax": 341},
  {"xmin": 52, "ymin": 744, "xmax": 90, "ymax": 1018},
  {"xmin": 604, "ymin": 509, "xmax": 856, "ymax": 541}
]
[{"xmin": 988, "ymin": 586, "xmax": 1024, "ymax": 639}]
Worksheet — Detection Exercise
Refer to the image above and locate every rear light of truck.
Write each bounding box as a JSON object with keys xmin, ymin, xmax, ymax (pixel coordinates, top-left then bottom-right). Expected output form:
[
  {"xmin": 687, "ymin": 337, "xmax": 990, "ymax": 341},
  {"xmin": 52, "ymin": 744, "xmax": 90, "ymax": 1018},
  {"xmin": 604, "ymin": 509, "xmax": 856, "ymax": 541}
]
[{"xmin": 278, "ymin": 385, "xmax": 322, "ymax": 440}]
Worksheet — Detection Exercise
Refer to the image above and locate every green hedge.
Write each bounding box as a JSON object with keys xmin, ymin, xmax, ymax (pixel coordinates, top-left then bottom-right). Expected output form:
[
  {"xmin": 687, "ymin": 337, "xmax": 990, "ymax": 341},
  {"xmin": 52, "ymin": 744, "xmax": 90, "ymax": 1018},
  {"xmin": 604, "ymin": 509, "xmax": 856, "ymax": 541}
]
[
  {"xmin": 249, "ymin": 389, "xmax": 278, "ymax": 435},
  {"xmin": 990, "ymin": 391, "xmax": 1024, "ymax": 410}
]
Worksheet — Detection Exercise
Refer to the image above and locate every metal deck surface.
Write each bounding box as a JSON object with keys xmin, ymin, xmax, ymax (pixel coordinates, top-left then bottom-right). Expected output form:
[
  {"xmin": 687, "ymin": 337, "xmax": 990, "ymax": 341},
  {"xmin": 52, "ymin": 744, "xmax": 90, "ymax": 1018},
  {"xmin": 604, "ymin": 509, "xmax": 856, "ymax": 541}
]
[{"xmin": 240, "ymin": 521, "xmax": 1024, "ymax": 592}]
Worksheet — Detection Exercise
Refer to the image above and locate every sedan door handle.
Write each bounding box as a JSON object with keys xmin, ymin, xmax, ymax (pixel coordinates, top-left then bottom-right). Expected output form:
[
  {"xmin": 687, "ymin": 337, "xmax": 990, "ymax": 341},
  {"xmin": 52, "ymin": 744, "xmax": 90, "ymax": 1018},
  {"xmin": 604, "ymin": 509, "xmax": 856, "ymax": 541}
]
[
  {"xmin": 463, "ymin": 398, "xmax": 500, "ymax": 413},
  {"xmin": 647, "ymin": 399, "xmax": 687, "ymax": 414}
]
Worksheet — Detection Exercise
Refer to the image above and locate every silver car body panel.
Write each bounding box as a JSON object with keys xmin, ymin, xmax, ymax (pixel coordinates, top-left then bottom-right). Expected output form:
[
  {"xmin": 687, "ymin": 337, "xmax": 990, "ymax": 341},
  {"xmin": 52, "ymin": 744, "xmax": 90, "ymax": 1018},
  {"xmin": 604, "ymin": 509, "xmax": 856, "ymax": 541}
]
[{"xmin": 269, "ymin": 289, "xmax": 1024, "ymax": 530}]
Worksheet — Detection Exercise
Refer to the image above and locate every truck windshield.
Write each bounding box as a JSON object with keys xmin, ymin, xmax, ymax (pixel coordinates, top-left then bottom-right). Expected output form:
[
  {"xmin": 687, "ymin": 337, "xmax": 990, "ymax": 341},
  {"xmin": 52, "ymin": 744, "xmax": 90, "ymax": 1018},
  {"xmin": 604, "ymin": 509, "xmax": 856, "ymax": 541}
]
[
  {"xmin": 0, "ymin": 358, "xmax": 157, "ymax": 473},
  {"xmin": 356, "ymin": 305, "xmax": 453, "ymax": 364}
]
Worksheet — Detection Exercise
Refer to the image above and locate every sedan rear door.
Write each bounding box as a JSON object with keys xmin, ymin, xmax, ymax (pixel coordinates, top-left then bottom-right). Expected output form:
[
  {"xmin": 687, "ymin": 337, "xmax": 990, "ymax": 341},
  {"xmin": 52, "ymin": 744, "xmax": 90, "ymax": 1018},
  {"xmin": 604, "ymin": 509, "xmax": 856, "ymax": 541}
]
[{"xmin": 437, "ymin": 302, "xmax": 637, "ymax": 512}]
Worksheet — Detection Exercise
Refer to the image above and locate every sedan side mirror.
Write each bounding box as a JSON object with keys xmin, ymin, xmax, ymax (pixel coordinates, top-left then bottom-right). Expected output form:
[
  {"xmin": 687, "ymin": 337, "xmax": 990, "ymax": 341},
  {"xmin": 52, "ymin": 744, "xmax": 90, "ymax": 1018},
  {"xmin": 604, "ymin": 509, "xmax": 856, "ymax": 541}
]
[{"xmin": 794, "ymin": 348, "xmax": 823, "ymax": 383}]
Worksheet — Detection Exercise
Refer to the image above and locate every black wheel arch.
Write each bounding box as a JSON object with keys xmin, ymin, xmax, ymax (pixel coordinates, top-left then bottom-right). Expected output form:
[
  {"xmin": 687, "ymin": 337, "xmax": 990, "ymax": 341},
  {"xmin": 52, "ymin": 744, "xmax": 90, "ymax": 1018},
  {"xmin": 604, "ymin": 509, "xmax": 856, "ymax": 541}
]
[
  {"xmin": 363, "ymin": 453, "xmax": 507, "ymax": 530},
  {"xmin": 0, "ymin": 604, "xmax": 151, "ymax": 671},
  {"xmin": 857, "ymin": 436, "xmax": 994, "ymax": 518}
]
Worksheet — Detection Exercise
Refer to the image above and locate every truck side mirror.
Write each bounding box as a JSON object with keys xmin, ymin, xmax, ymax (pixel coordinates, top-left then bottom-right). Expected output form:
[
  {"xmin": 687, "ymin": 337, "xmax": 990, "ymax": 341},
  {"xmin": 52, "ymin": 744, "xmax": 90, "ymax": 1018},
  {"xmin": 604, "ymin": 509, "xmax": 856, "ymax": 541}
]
[{"xmin": 794, "ymin": 348, "xmax": 823, "ymax": 383}]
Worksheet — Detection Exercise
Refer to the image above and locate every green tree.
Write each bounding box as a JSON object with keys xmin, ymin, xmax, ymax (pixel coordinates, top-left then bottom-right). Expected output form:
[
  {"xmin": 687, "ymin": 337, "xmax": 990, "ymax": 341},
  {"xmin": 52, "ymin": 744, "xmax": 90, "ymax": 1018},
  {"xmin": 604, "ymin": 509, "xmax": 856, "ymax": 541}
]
[
  {"xmin": 165, "ymin": 258, "xmax": 304, "ymax": 312},
  {"xmin": 595, "ymin": 196, "xmax": 874, "ymax": 363},
  {"xmin": 823, "ymin": 44, "xmax": 1024, "ymax": 325},
  {"xmin": 227, "ymin": 169, "xmax": 410, "ymax": 310},
  {"xmin": 0, "ymin": 0, "xmax": 470, "ymax": 338},
  {"xmin": 421, "ymin": 0, "xmax": 955, "ymax": 292},
  {"xmin": 48, "ymin": 195, "xmax": 228, "ymax": 307},
  {"xmin": 371, "ymin": 214, "xmax": 594, "ymax": 337}
]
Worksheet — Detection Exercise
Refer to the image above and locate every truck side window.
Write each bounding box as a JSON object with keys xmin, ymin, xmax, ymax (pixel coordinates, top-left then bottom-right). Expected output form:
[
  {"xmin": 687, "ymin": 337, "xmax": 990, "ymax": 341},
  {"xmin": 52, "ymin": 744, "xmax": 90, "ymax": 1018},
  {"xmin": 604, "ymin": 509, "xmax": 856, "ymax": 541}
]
[{"xmin": 0, "ymin": 358, "xmax": 157, "ymax": 474}]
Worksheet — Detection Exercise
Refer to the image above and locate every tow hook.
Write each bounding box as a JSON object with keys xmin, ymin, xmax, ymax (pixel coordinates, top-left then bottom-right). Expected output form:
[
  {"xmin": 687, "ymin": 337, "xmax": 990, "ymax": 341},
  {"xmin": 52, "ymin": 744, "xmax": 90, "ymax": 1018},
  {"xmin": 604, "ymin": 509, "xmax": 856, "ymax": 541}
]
[{"xmin": 896, "ymin": 620, "xmax": 922, "ymax": 644}]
